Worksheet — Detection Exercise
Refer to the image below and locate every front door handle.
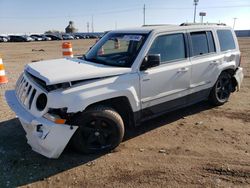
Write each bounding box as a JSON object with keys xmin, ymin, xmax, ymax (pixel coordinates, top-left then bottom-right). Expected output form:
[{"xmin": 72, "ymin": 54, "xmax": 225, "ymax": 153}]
[
  {"xmin": 142, "ymin": 78, "xmax": 150, "ymax": 81},
  {"xmin": 178, "ymin": 67, "xmax": 189, "ymax": 73}
]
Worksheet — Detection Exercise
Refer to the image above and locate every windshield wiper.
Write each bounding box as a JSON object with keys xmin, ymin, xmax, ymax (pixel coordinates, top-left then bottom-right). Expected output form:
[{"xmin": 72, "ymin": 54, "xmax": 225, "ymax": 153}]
[
  {"xmin": 80, "ymin": 56, "xmax": 126, "ymax": 67},
  {"xmin": 84, "ymin": 57, "xmax": 108, "ymax": 65},
  {"xmin": 78, "ymin": 55, "xmax": 86, "ymax": 60}
]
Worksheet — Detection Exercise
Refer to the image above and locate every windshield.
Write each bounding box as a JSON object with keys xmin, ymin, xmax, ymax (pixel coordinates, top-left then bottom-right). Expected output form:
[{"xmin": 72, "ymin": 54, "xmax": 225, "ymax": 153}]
[{"xmin": 85, "ymin": 33, "xmax": 148, "ymax": 67}]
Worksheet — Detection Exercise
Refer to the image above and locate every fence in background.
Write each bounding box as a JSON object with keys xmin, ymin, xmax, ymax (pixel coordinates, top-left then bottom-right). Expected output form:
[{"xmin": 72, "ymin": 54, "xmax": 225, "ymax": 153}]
[{"xmin": 235, "ymin": 30, "xmax": 250, "ymax": 37}]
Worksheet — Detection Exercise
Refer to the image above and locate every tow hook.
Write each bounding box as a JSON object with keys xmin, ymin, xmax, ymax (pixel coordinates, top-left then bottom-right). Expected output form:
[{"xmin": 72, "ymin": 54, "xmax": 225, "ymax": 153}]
[
  {"xmin": 36, "ymin": 124, "xmax": 49, "ymax": 139},
  {"xmin": 36, "ymin": 124, "xmax": 43, "ymax": 132}
]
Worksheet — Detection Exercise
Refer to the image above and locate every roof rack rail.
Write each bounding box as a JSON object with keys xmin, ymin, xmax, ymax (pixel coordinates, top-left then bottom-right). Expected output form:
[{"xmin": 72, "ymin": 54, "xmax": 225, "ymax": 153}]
[
  {"xmin": 142, "ymin": 24, "xmax": 175, "ymax": 27},
  {"xmin": 180, "ymin": 23, "xmax": 226, "ymax": 26}
]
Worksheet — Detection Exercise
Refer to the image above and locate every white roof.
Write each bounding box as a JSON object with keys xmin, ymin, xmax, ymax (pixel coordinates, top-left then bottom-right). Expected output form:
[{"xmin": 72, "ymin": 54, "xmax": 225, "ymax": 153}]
[{"xmin": 112, "ymin": 24, "xmax": 232, "ymax": 34}]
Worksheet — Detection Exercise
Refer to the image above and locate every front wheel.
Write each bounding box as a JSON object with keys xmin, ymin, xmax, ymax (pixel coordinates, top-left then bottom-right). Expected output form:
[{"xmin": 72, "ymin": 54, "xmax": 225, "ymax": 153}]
[
  {"xmin": 209, "ymin": 72, "xmax": 232, "ymax": 106},
  {"xmin": 69, "ymin": 106, "xmax": 124, "ymax": 154}
]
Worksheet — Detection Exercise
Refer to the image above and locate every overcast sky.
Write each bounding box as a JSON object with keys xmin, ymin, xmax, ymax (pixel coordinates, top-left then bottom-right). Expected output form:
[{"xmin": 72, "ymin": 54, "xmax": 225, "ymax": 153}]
[{"xmin": 0, "ymin": 0, "xmax": 249, "ymax": 34}]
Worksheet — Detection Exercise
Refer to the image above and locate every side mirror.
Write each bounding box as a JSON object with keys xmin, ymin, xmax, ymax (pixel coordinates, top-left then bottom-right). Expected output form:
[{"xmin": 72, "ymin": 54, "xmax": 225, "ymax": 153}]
[{"xmin": 140, "ymin": 54, "xmax": 160, "ymax": 71}]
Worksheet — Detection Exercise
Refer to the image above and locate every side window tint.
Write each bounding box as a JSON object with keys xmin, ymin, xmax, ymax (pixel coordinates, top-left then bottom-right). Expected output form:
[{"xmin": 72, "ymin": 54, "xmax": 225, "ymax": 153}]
[
  {"xmin": 148, "ymin": 33, "xmax": 186, "ymax": 63},
  {"xmin": 190, "ymin": 32, "xmax": 209, "ymax": 56},
  {"xmin": 207, "ymin": 31, "xmax": 216, "ymax": 53},
  {"xmin": 217, "ymin": 30, "xmax": 236, "ymax": 51}
]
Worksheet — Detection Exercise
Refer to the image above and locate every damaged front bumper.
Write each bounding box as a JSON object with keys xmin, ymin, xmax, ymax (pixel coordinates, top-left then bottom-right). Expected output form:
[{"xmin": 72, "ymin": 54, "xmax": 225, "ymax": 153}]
[{"xmin": 5, "ymin": 90, "xmax": 78, "ymax": 158}]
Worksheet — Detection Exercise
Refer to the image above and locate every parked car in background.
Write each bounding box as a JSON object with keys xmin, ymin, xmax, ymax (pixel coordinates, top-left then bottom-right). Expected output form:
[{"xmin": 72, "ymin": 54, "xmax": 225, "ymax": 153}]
[
  {"xmin": 62, "ymin": 34, "xmax": 74, "ymax": 40},
  {"xmin": 45, "ymin": 34, "xmax": 62, "ymax": 40},
  {"xmin": 73, "ymin": 33, "xmax": 85, "ymax": 39},
  {"xmin": 84, "ymin": 35, "xmax": 90, "ymax": 39},
  {"xmin": 9, "ymin": 35, "xmax": 34, "ymax": 42},
  {"xmin": 30, "ymin": 35, "xmax": 43, "ymax": 41},
  {"xmin": 40, "ymin": 34, "xmax": 51, "ymax": 41},
  {"xmin": 31, "ymin": 34, "xmax": 51, "ymax": 41},
  {"xmin": 0, "ymin": 36, "xmax": 9, "ymax": 42},
  {"xmin": 30, "ymin": 34, "xmax": 51, "ymax": 41},
  {"xmin": 0, "ymin": 37, "xmax": 5, "ymax": 42},
  {"xmin": 74, "ymin": 35, "xmax": 80, "ymax": 40},
  {"xmin": 23, "ymin": 35, "xmax": 34, "ymax": 41},
  {"xmin": 73, "ymin": 34, "xmax": 80, "ymax": 40},
  {"xmin": 89, "ymin": 34, "xmax": 98, "ymax": 39},
  {"xmin": 70, "ymin": 33, "xmax": 79, "ymax": 39}
]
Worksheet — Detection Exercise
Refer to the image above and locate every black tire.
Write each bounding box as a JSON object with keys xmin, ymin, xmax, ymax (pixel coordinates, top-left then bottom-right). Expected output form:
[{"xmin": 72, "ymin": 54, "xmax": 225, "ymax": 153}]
[
  {"xmin": 209, "ymin": 72, "xmax": 232, "ymax": 106},
  {"xmin": 69, "ymin": 106, "xmax": 124, "ymax": 154}
]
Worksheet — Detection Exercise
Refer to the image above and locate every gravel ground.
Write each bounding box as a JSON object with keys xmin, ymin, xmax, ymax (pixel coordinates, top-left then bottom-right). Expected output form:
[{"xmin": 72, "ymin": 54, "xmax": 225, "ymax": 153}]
[{"xmin": 0, "ymin": 38, "xmax": 249, "ymax": 188}]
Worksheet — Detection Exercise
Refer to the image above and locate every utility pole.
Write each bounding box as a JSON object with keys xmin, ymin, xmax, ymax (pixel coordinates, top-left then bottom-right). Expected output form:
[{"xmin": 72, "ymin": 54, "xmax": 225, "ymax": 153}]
[
  {"xmin": 91, "ymin": 15, "xmax": 94, "ymax": 33},
  {"xmin": 87, "ymin": 22, "xmax": 90, "ymax": 33},
  {"xmin": 143, "ymin": 4, "xmax": 146, "ymax": 25},
  {"xmin": 193, "ymin": 0, "xmax": 199, "ymax": 23},
  {"xmin": 233, "ymin": 18, "xmax": 238, "ymax": 29}
]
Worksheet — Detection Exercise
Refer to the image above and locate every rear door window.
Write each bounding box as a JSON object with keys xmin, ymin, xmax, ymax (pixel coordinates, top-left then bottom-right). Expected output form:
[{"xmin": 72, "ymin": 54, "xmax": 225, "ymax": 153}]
[
  {"xmin": 190, "ymin": 31, "xmax": 217, "ymax": 56},
  {"xmin": 190, "ymin": 32, "xmax": 209, "ymax": 56},
  {"xmin": 217, "ymin": 30, "xmax": 236, "ymax": 51}
]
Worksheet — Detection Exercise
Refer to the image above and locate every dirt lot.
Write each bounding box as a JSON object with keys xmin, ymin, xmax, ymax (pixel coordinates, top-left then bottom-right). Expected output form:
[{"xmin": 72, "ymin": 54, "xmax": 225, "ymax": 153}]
[{"xmin": 0, "ymin": 39, "xmax": 250, "ymax": 188}]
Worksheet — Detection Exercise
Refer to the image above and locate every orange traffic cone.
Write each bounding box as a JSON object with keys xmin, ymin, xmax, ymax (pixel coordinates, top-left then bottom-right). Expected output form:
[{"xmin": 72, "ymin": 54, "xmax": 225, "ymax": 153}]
[
  {"xmin": 62, "ymin": 42, "xmax": 73, "ymax": 58},
  {"xmin": 114, "ymin": 39, "xmax": 120, "ymax": 49},
  {"xmin": 0, "ymin": 55, "xmax": 8, "ymax": 84},
  {"xmin": 98, "ymin": 47, "xmax": 104, "ymax": 55},
  {"xmin": 96, "ymin": 39, "xmax": 104, "ymax": 55}
]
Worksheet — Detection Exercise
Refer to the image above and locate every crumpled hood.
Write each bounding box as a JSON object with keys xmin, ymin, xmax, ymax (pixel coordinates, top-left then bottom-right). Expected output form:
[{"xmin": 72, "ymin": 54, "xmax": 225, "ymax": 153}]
[{"xmin": 25, "ymin": 58, "xmax": 131, "ymax": 85}]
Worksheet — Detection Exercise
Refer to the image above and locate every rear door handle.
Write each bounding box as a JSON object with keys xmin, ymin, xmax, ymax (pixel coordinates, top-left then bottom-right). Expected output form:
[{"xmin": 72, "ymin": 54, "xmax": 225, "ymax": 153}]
[
  {"xmin": 178, "ymin": 67, "xmax": 189, "ymax": 73},
  {"xmin": 210, "ymin": 60, "xmax": 221, "ymax": 65}
]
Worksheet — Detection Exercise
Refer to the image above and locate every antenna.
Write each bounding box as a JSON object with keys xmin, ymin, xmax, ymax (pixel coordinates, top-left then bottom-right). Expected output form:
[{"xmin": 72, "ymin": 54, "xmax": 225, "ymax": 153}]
[
  {"xmin": 91, "ymin": 15, "xmax": 94, "ymax": 32},
  {"xmin": 143, "ymin": 4, "xmax": 146, "ymax": 25},
  {"xmin": 233, "ymin": 18, "xmax": 238, "ymax": 29},
  {"xmin": 87, "ymin": 22, "xmax": 90, "ymax": 33},
  {"xmin": 193, "ymin": 0, "xmax": 199, "ymax": 23}
]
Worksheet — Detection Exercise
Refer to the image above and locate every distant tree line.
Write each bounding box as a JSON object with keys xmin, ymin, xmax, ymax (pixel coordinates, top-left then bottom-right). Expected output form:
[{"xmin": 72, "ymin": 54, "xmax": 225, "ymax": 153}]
[{"xmin": 44, "ymin": 30, "xmax": 63, "ymax": 34}]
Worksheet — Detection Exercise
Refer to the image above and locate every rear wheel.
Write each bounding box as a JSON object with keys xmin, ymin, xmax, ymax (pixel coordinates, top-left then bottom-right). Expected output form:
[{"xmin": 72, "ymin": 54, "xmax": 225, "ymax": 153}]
[
  {"xmin": 209, "ymin": 72, "xmax": 232, "ymax": 106},
  {"xmin": 70, "ymin": 106, "xmax": 124, "ymax": 154}
]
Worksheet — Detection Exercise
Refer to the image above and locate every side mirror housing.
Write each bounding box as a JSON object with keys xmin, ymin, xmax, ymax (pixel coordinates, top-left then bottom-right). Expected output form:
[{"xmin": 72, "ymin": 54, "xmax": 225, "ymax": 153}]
[{"xmin": 140, "ymin": 54, "xmax": 160, "ymax": 71}]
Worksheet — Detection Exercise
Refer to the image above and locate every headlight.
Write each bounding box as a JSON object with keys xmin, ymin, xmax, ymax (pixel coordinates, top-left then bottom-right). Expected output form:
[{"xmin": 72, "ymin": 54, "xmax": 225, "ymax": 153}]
[{"xmin": 36, "ymin": 93, "xmax": 47, "ymax": 111}]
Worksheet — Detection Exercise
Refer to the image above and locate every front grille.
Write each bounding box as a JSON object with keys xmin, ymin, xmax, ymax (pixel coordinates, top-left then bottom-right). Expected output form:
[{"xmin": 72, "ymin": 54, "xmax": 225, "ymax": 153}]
[{"xmin": 15, "ymin": 73, "xmax": 47, "ymax": 115}]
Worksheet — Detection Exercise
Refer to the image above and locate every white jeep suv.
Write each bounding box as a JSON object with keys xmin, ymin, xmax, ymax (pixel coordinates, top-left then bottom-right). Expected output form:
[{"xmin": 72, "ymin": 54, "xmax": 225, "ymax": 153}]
[{"xmin": 6, "ymin": 24, "xmax": 244, "ymax": 158}]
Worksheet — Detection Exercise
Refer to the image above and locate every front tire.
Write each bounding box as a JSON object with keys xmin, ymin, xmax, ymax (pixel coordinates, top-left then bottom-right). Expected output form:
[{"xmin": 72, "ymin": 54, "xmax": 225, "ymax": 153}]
[
  {"xmin": 209, "ymin": 72, "xmax": 232, "ymax": 106},
  {"xmin": 69, "ymin": 106, "xmax": 124, "ymax": 154}
]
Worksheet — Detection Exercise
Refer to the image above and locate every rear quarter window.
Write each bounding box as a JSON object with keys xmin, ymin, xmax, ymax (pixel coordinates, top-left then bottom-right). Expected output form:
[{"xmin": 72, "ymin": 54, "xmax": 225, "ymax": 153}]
[{"xmin": 217, "ymin": 30, "xmax": 236, "ymax": 52}]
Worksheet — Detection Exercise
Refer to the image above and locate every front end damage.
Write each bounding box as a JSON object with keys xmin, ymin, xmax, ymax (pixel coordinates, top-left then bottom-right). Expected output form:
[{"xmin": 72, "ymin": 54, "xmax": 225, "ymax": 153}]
[{"xmin": 5, "ymin": 90, "xmax": 78, "ymax": 158}]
